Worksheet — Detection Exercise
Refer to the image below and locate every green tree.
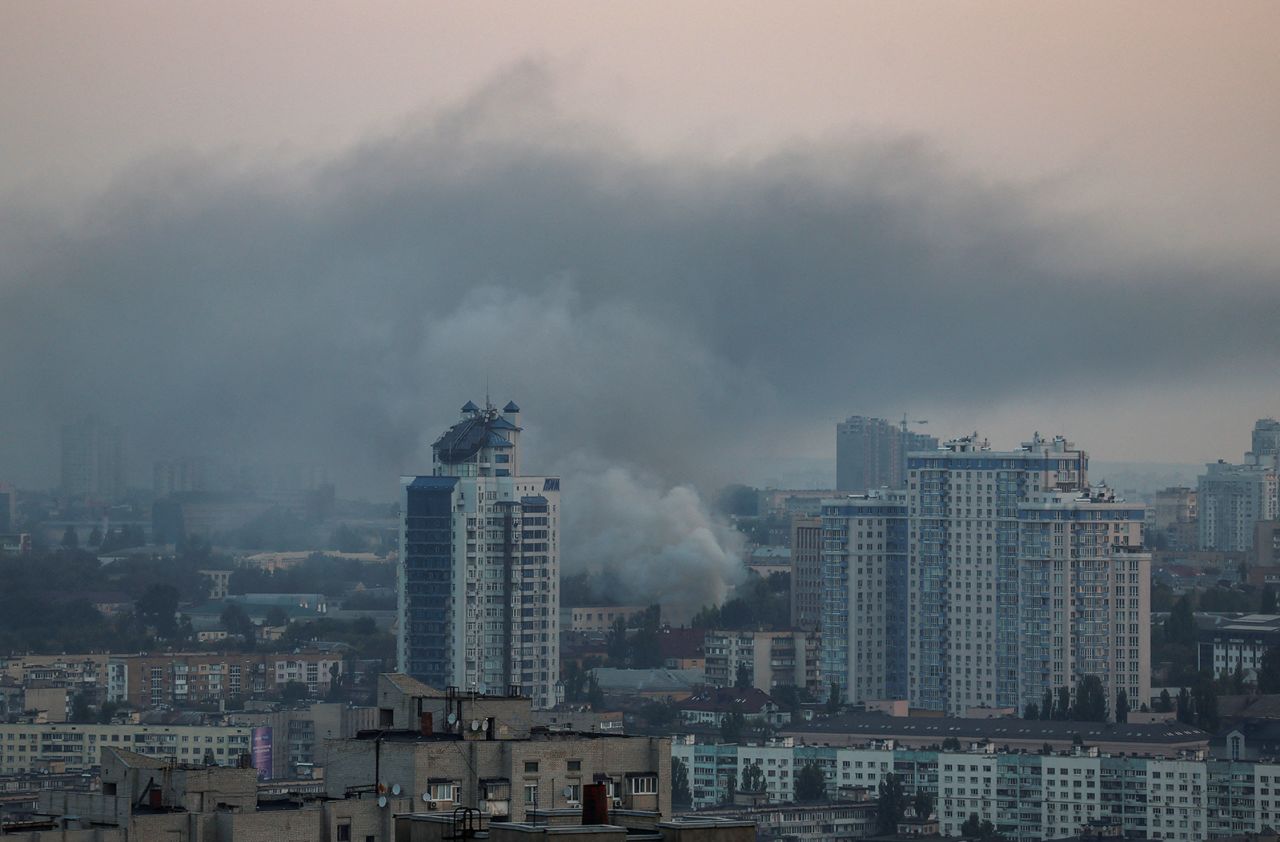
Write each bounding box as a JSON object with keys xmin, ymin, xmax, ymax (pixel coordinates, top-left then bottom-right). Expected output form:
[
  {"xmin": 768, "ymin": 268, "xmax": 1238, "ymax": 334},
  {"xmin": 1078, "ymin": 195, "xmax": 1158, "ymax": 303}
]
[
  {"xmin": 1115, "ymin": 689, "xmax": 1129, "ymax": 724},
  {"xmin": 720, "ymin": 706, "xmax": 746, "ymax": 743},
  {"xmin": 723, "ymin": 770, "xmax": 737, "ymax": 805},
  {"xmin": 795, "ymin": 762, "xmax": 826, "ymax": 802},
  {"xmin": 1176, "ymin": 688, "xmax": 1192, "ymax": 724},
  {"xmin": 672, "ymin": 757, "xmax": 692, "ymax": 806},
  {"xmin": 1056, "ymin": 686, "xmax": 1071, "ymax": 721},
  {"xmin": 912, "ymin": 791, "xmax": 934, "ymax": 820},
  {"xmin": 329, "ymin": 523, "xmax": 365, "ymax": 553},
  {"xmin": 1023, "ymin": 702, "xmax": 1039, "ymax": 720},
  {"xmin": 220, "ymin": 602, "xmax": 255, "ymax": 638},
  {"xmin": 137, "ymin": 583, "xmax": 179, "ymax": 637},
  {"xmin": 88, "ymin": 526, "xmax": 103, "ymax": 547},
  {"xmin": 1262, "ymin": 584, "xmax": 1278, "ymax": 614},
  {"xmin": 1070, "ymin": 675, "xmax": 1108, "ymax": 722},
  {"xmin": 1041, "ymin": 689, "xmax": 1054, "ymax": 720},
  {"xmin": 716, "ymin": 485, "xmax": 759, "ymax": 517},
  {"xmin": 281, "ymin": 680, "xmax": 310, "ymax": 702},
  {"xmin": 70, "ymin": 692, "xmax": 94, "ymax": 723},
  {"xmin": 1192, "ymin": 678, "xmax": 1219, "ymax": 731},
  {"xmin": 741, "ymin": 761, "xmax": 766, "ymax": 793},
  {"xmin": 960, "ymin": 814, "xmax": 1005, "ymax": 841},
  {"xmin": 826, "ymin": 681, "xmax": 842, "ymax": 714},
  {"xmin": 587, "ymin": 675, "xmax": 605, "ymax": 711},
  {"xmin": 606, "ymin": 616, "xmax": 630, "ymax": 665},
  {"xmin": 61, "ymin": 526, "xmax": 79, "ymax": 550},
  {"xmin": 734, "ymin": 662, "xmax": 752, "ymax": 690},
  {"xmin": 942, "ymin": 737, "xmax": 961, "ymax": 751},
  {"xmin": 875, "ymin": 773, "xmax": 907, "ymax": 834},
  {"xmin": 1158, "ymin": 688, "xmax": 1174, "ymax": 712},
  {"xmin": 1260, "ymin": 646, "xmax": 1280, "ymax": 693},
  {"xmin": 1165, "ymin": 596, "xmax": 1197, "ymax": 647},
  {"xmin": 265, "ymin": 605, "xmax": 289, "ymax": 627}
]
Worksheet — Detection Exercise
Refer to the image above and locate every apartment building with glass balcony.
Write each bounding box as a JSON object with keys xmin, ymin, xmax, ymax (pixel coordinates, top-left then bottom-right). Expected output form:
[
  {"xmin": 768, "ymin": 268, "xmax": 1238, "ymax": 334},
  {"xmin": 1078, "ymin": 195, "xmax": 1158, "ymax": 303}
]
[
  {"xmin": 399, "ymin": 400, "xmax": 561, "ymax": 708},
  {"xmin": 819, "ymin": 490, "xmax": 908, "ymax": 703},
  {"xmin": 905, "ymin": 434, "xmax": 1148, "ymax": 716}
]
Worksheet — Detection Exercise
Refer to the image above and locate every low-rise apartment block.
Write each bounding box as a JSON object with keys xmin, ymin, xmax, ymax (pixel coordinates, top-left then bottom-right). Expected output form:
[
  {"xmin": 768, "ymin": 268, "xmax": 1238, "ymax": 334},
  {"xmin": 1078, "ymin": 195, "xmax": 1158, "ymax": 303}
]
[
  {"xmin": 111, "ymin": 651, "xmax": 346, "ymax": 707},
  {"xmin": 674, "ymin": 734, "xmax": 1280, "ymax": 841},
  {"xmin": 703, "ymin": 630, "xmax": 821, "ymax": 697},
  {"xmin": 0, "ymin": 721, "xmax": 254, "ymax": 774}
]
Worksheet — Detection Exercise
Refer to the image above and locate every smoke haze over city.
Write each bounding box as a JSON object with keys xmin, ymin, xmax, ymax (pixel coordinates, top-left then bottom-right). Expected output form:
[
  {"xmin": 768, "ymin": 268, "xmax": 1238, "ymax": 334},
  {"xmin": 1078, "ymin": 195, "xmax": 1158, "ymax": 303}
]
[{"xmin": 2, "ymin": 4, "xmax": 1279, "ymax": 606}]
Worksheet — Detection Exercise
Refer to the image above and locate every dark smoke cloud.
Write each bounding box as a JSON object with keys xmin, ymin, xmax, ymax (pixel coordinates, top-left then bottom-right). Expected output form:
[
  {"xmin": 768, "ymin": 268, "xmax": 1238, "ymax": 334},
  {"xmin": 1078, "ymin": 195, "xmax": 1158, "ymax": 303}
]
[{"xmin": 2, "ymin": 65, "xmax": 1279, "ymax": 602}]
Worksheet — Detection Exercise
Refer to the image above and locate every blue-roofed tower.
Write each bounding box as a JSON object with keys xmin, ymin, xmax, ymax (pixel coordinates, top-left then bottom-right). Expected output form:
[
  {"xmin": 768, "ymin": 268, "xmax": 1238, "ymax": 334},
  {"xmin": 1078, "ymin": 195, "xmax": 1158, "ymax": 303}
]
[{"xmin": 399, "ymin": 400, "xmax": 560, "ymax": 708}]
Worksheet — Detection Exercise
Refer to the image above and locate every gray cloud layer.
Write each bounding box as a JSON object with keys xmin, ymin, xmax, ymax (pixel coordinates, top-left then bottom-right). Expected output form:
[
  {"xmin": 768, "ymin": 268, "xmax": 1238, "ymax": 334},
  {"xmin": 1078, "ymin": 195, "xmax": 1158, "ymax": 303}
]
[{"xmin": 2, "ymin": 66, "xmax": 1278, "ymax": 603}]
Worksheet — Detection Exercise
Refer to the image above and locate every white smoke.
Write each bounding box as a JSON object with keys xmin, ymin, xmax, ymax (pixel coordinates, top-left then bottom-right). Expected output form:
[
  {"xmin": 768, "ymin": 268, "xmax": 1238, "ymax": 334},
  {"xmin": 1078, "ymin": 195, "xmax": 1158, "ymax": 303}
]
[{"xmin": 558, "ymin": 458, "xmax": 747, "ymax": 622}]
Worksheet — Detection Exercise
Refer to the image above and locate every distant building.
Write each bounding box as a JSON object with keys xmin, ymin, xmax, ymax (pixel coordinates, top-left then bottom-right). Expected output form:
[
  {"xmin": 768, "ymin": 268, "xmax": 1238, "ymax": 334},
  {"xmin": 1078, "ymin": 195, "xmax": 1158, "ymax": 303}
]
[
  {"xmin": 588, "ymin": 668, "xmax": 703, "ymax": 700},
  {"xmin": 703, "ymin": 630, "xmax": 821, "ymax": 697},
  {"xmin": 0, "ymin": 720, "xmax": 253, "ymax": 773},
  {"xmin": 1252, "ymin": 418, "xmax": 1280, "ymax": 462},
  {"xmin": 1196, "ymin": 613, "xmax": 1280, "ymax": 676},
  {"xmin": 153, "ymin": 457, "xmax": 209, "ymax": 496},
  {"xmin": 60, "ymin": 416, "xmax": 124, "ymax": 498},
  {"xmin": 789, "ymin": 515, "xmax": 823, "ymax": 632},
  {"xmin": 565, "ymin": 605, "xmax": 648, "ymax": 634},
  {"xmin": 1153, "ymin": 486, "xmax": 1198, "ymax": 549},
  {"xmin": 400, "ymin": 400, "xmax": 561, "ymax": 709},
  {"xmin": 658, "ymin": 627, "xmax": 707, "ymax": 672},
  {"xmin": 835, "ymin": 416, "xmax": 936, "ymax": 493},
  {"xmin": 1256, "ymin": 521, "xmax": 1280, "ymax": 567},
  {"xmin": 676, "ymin": 687, "xmax": 784, "ymax": 727},
  {"xmin": 109, "ymin": 651, "xmax": 346, "ymax": 708},
  {"xmin": 0, "ymin": 483, "xmax": 14, "ymax": 532},
  {"xmin": 1198, "ymin": 459, "xmax": 1279, "ymax": 552}
]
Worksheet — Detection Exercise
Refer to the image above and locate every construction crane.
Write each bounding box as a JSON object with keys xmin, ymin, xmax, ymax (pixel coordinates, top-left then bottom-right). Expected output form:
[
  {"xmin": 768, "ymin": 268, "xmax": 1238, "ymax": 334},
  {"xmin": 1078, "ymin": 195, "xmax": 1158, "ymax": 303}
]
[{"xmin": 900, "ymin": 414, "xmax": 928, "ymax": 433}]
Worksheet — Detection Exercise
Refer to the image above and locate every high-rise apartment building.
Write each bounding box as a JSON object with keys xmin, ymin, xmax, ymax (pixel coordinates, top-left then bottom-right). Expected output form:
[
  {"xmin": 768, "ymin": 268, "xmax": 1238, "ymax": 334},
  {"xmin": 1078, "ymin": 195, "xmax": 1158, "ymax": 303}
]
[
  {"xmin": 399, "ymin": 400, "xmax": 561, "ymax": 708},
  {"xmin": 819, "ymin": 490, "xmax": 908, "ymax": 703},
  {"xmin": 1198, "ymin": 459, "xmax": 1279, "ymax": 552},
  {"xmin": 60, "ymin": 416, "xmax": 124, "ymax": 498},
  {"xmin": 835, "ymin": 415, "xmax": 937, "ymax": 493},
  {"xmin": 904, "ymin": 433, "xmax": 1148, "ymax": 716},
  {"xmin": 1252, "ymin": 418, "xmax": 1280, "ymax": 461},
  {"xmin": 1016, "ymin": 487, "xmax": 1150, "ymax": 713},
  {"xmin": 788, "ymin": 515, "xmax": 823, "ymax": 631}
]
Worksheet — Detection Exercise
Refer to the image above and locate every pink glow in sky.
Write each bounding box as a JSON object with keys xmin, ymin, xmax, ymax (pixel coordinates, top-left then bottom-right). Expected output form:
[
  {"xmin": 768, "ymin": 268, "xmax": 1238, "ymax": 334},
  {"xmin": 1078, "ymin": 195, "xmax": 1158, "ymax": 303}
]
[{"xmin": 3, "ymin": 2, "xmax": 1278, "ymax": 260}]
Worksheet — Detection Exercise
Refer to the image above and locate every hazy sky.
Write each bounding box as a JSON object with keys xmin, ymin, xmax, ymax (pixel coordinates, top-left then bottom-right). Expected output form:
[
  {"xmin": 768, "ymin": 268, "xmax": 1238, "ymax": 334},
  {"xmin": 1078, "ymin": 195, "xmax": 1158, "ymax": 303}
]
[{"xmin": 2, "ymin": 2, "xmax": 1278, "ymax": 498}]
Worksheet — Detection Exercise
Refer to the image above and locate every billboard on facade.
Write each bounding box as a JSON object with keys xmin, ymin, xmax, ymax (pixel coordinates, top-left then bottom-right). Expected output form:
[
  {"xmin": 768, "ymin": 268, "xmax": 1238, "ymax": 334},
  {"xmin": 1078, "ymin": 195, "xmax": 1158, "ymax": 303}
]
[{"xmin": 251, "ymin": 726, "xmax": 273, "ymax": 781}]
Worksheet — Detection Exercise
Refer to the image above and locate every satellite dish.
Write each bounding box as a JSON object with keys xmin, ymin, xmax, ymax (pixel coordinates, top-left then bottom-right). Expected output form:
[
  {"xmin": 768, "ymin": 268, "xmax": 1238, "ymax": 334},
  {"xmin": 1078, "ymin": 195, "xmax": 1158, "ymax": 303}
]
[
  {"xmin": 392, "ymin": 784, "xmax": 402, "ymax": 796},
  {"xmin": 423, "ymin": 793, "xmax": 432, "ymax": 803},
  {"xmin": 446, "ymin": 713, "xmax": 458, "ymax": 725},
  {"xmin": 563, "ymin": 786, "xmax": 574, "ymax": 798},
  {"xmin": 378, "ymin": 796, "xmax": 388, "ymax": 808},
  {"xmin": 470, "ymin": 720, "xmax": 482, "ymax": 731}
]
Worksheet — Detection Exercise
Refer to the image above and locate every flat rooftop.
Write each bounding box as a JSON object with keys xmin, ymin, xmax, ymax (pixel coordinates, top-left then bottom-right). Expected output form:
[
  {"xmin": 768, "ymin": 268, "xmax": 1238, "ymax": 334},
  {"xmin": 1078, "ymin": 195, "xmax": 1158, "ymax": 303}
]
[{"xmin": 784, "ymin": 712, "xmax": 1208, "ymax": 745}]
